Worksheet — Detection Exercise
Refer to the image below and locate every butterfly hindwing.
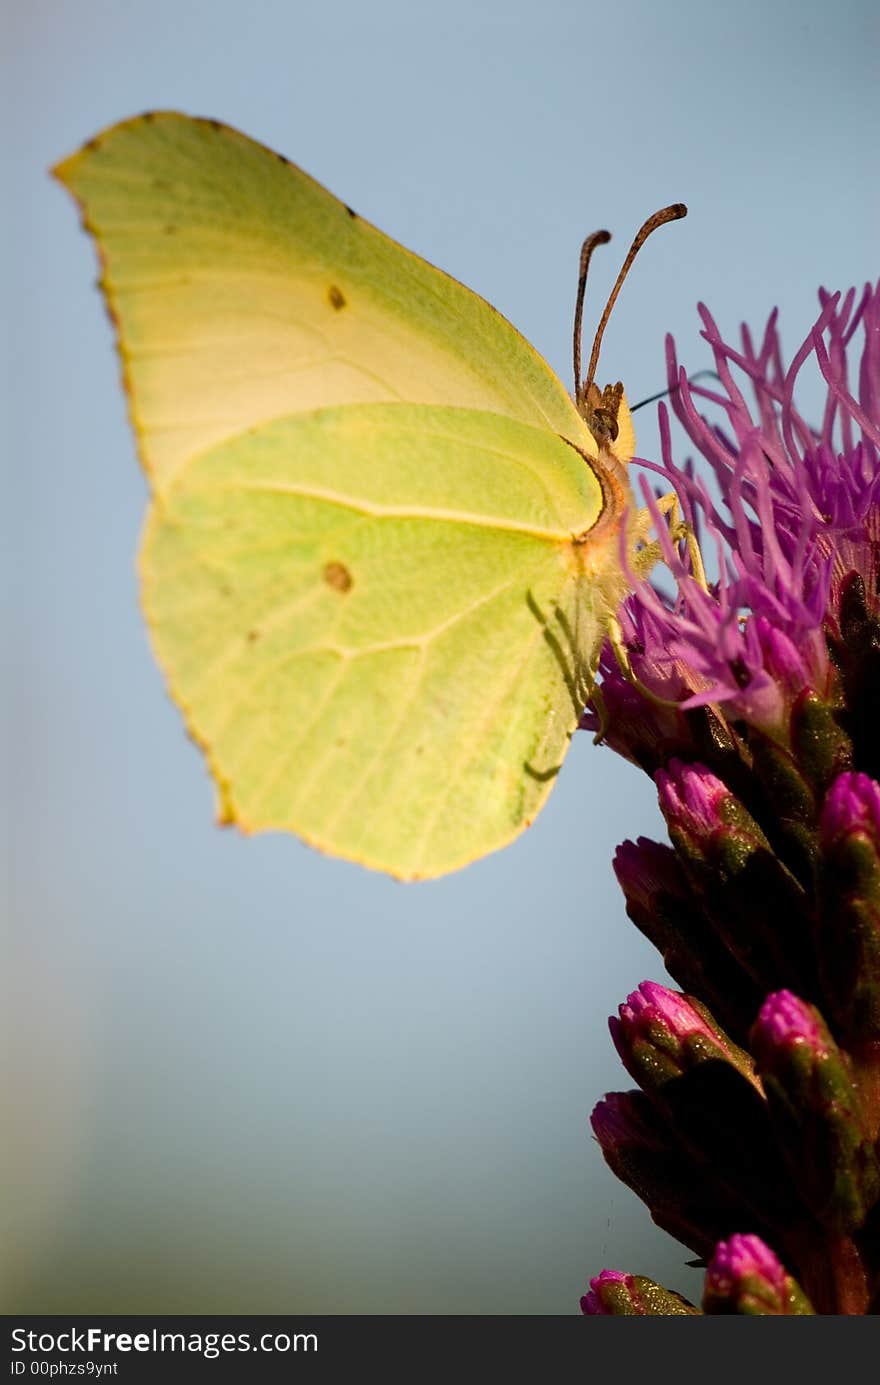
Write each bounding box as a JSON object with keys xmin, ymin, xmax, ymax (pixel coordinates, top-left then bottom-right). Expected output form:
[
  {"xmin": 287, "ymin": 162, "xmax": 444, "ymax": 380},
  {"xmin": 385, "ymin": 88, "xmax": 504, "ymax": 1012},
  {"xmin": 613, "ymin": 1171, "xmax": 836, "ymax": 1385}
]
[{"xmin": 142, "ymin": 403, "xmax": 623, "ymax": 879}]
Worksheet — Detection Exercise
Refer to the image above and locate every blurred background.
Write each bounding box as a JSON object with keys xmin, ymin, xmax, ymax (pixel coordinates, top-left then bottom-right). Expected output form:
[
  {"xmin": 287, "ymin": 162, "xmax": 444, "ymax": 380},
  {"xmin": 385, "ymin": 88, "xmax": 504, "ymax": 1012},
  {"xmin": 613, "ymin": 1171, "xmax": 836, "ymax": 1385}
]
[{"xmin": 5, "ymin": 0, "xmax": 877, "ymax": 1313}]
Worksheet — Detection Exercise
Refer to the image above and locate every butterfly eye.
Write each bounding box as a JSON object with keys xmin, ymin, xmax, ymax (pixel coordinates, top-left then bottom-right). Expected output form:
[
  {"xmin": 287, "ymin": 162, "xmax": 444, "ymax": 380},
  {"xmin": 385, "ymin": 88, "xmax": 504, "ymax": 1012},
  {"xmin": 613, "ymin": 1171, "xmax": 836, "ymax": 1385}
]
[{"xmin": 591, "ymin": 408, "xmax": 619, "ymax": 444}]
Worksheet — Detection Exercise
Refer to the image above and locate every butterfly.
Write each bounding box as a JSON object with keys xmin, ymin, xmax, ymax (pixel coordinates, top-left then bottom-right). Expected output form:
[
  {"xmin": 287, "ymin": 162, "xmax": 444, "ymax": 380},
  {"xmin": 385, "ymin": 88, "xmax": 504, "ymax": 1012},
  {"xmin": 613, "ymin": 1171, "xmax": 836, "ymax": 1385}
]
[{"xmin": 53, "ymin": 112, "xmax": 685, "ymax": 880}]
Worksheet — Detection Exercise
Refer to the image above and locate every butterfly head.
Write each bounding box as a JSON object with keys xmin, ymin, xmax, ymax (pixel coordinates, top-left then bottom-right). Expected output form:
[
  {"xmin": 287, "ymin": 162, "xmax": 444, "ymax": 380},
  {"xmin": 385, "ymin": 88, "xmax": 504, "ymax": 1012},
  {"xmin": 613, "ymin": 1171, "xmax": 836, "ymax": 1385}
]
[
  {"xmin": 578, "ymin": 379, "xmax": 636, "ymax": 469},
  {"xmin": 581, "ymin": 379, "xmax": 623, "ymax": 445},
  {"xmin": 572, "ymin": 204, "xmax": 686, "ymax": 466}
]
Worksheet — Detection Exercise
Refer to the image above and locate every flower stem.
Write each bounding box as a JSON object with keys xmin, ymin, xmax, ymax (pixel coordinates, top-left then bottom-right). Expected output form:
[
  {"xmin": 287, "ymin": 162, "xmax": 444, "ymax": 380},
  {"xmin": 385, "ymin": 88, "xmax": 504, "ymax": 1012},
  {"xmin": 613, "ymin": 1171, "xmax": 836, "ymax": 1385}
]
[
  {"xmin": 828, "ymin": 1236, "xmax": 870, "ymax": 1315},
  {"xmin": 852, "ymin": 1039, "xmax": 880, "ymax": 1138}
]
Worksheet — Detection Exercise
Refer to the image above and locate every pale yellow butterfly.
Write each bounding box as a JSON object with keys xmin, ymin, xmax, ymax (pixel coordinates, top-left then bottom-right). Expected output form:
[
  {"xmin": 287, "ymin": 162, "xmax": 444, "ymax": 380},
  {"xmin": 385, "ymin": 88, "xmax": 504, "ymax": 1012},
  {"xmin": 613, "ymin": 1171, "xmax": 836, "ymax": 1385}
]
[{"xmin": 54, "ymin": 112, "xmax": 684, "ymax": 879}]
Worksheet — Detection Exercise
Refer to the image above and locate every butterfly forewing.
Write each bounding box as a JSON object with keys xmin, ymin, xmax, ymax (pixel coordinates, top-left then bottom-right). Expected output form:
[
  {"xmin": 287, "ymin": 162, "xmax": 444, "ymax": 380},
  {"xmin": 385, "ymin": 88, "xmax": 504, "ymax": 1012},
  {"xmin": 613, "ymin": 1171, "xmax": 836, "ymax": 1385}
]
[{"xmin": 54, "ymin": 112, "xmax": 593, "ymax": 494}]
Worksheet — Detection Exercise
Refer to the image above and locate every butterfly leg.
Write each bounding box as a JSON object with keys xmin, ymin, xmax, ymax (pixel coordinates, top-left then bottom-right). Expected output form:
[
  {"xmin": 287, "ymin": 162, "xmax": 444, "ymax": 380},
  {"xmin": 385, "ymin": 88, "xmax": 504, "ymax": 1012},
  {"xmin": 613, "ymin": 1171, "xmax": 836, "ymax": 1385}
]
[
  {"xmin": 604, "ymin": 612, "xmax": 690, "ymax": 711},
  {"xmin": 586, "ymin": 676, "xmax": 610, "ymax": 744},
  {"xmin": 588, "ymin": 493, "xmax": 715, "ymax": 726},
  {"xmin": 631, "ymin": 491, "xmax": 709, "ymax": 593}
]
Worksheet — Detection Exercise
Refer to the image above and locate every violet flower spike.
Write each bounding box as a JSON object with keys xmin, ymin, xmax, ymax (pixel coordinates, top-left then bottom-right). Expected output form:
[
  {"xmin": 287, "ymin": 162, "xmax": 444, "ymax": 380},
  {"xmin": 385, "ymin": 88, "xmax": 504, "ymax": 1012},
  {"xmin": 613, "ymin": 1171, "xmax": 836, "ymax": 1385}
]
[{"xmin": 581, "ymin": 282, "xmax": 880, "ymax": 1315}]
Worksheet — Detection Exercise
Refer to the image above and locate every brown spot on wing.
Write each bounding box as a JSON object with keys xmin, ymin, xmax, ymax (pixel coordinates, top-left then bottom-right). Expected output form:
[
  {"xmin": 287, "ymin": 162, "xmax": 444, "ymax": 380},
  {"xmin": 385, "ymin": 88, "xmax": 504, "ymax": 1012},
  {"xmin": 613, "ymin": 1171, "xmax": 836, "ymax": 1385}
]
[
  {"xmin": 328, "ymin": 284, "xmax": 346, "ymax": 310},
  {"xmin": 323, "ymin": 561, "xmax": 353, "ymax": 593}
]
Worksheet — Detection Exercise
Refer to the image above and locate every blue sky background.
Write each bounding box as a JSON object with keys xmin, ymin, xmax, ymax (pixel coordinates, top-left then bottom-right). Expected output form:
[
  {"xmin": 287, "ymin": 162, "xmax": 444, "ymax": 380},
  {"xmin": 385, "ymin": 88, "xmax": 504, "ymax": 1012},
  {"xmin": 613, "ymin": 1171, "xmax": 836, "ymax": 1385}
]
[{"xmin": 6, "ymin": 0, "xmax": 878, "ymax": 1312}]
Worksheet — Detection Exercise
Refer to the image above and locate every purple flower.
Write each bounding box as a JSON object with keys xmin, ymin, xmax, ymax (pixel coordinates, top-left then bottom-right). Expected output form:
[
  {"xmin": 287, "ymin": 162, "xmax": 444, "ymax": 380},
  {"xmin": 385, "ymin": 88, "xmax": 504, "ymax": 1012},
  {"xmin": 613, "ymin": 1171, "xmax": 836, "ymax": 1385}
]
[
  {"xmin": 579, "ymin": 602, "xmax": 705, "ymax": 768},
  {"xmin": 817, "ymin": 772, "xmax": 880, "ymax": 1041},
  {"xmin": 821, "ymin": 771, "xmax": 880, "ymax": 849},
  {"xmin": 580, "ymin": 1269, "xmax": 631, "ymax": 1315},
  {"xmin": 655, "ymin": 760, "xmax": 733, "ymax": 845},
  {"xmin": 590, "ymin": 1090, "xmax": 653, "ymax": 1152},
  {"xmin": 590, "ymin": 1086, "xmax": 795, "ymax": 1265},
  {"xmin": 612, "ymin": 839, "xmax": 765, "ymax": 1038},
  {"xmin": 749, "ymin": 992, "xmax": 880, "ymax": 1235},
  {"xmin": 703, "ymin": 1234, "xmax": 813, "ymax": 1315},
  {"xmin": 706, "ymin": 1233, "xmax": 786, "ymax": 1298},
  {"xmin": 614, "ymin": 980, "xmax": 721, "ymax": 1047},
  {"xmin": 581, "ymin": 1269, "xmax": 699, "ymax": 1316},
  {"xmin": 750, "ymin": 990, "xmax": 827, "ymax": 1061},
  {"xmin": 613, "ymin": 837, "xmax": 686, "ymax": 919},
  {"xmin": 609, "ymin": 981, "xmax": 758, "ymax": 1089},
  {"xmin": 650, "ymin": 759, "xmax": 818, "ymax": 994},
  {"xmin": 588, "ymin": 282, "xmax": 880, "ymax": 747}
]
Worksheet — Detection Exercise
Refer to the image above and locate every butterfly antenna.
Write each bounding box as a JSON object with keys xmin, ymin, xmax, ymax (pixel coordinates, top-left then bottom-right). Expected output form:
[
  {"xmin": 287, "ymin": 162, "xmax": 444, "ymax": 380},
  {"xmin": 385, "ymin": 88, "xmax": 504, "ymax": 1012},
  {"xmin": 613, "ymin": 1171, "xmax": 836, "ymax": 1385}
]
[
  {"xmin": 573, "ymin": 229, "xmax": 611, "ymax": 408},
  {"xmin": 582, "ymin": 204, "xmax": 688, "ymax": 401}
]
